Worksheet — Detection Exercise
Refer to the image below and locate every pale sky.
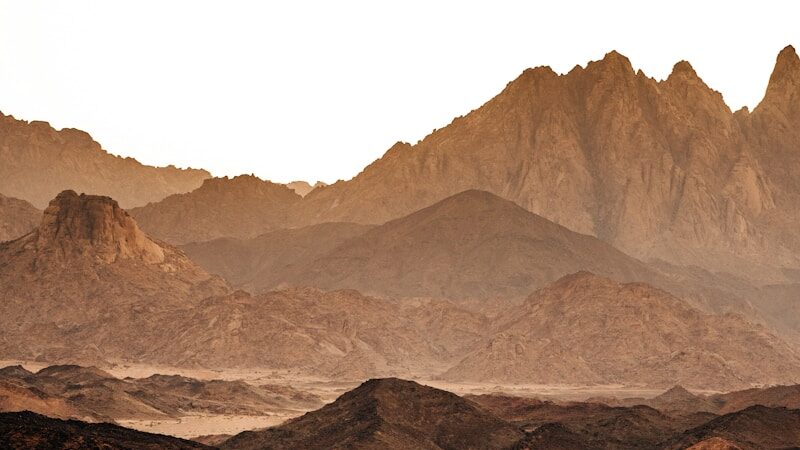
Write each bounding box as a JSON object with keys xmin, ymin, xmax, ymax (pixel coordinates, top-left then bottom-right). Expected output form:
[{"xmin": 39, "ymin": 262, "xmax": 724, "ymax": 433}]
[{"xmin": 1, "ymin": 1, "xmax": 798, "ymax": 184}]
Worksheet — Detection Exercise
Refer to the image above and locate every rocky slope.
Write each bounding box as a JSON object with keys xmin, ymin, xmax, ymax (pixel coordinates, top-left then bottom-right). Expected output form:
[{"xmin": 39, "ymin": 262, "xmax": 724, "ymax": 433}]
[
  {"xmin": 0, "ymin": 112, "xmax": 209, "ymax": 209},
  {"xmin": 0, "ymin": 192, "xmax": 40, "ymax": 242},
  {"xmin": 443, "ymin": 272, "xmax": 800, "ymax": 390},
  {"xmin": 195, "ymin": 190, "xmax": 656, "ymax": 300},
  {"xmin": 0, "ymin": 190, "xmax": 495, "ymax": 378},
  {"xmin": 221, "ymin": 378, "xmax": 524, "ymax": 450},
  {"xmin": 0, "ymin": 190, "xmax": 230, "ymax": 364},
  {"xmin": 661, "ymin": 406, "xmax": 800, "ymax": 450},
  {"xmin": 0, "ymin": 411, "xmax": 209, "ymax": 449},
  {"xmin": 160, "ymin": 288, "xmax": 489, "ymax": 378},
  {"xmin": 471, "ymin": 394, "xmax": 707, "ymax": 450},
  {"xmin": 181, "ymin": 222, "xmax": 373, "ymax": 292},
  {"xmin": 289, "ymin": 46, "xmax": 800, "ymax": 282},
  {"xmin": 0, "ymin": 364, "xmax": 322, "ymax": 422},
  {"xmin": 130, "ymin": 175, "xmax": 301, "ymax": 244}
]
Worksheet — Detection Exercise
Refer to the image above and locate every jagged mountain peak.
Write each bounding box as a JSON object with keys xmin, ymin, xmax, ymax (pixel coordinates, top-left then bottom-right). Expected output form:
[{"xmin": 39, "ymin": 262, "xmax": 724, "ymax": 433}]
[
  {"xmin": 669, "ymin": 60, "xmax": 699, "ymax": 79},
  {"xmin": 757, "ymin": 44, "xmax": 800, "ymax": 114},
  {"xmin": 774, "ymin": 44, "xmax": 799, "ymax": 77}
]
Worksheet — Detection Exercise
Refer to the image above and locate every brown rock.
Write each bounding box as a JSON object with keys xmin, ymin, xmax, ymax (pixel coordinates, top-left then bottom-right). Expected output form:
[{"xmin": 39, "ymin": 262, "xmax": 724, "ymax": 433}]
[
  {"xmin": 0, "ymin": 112, "xmax": 209, "ymax": 209},
  {"xmin": 0, "ymin": 192, "xmax": 40, "ymax": 242}
]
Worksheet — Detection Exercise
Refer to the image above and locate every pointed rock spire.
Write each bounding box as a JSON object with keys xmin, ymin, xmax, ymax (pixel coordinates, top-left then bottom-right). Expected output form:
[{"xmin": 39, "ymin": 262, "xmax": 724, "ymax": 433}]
[
  {"xmin": 757, "ymin": 45, "xmax": 800, "ymax": 115},
  {"xmin": 771, "ymin": 45, "xmax": 800, "ymax": 83}
]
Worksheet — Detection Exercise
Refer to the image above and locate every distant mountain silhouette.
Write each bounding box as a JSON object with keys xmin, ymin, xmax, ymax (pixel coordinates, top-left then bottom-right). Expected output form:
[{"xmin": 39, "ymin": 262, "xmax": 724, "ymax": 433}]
[
  {"xmin": 0, "ymin": 112, "xmax": 209, "ymax": 208},
  {"xmin": 131, "ymin": 175, "xmax": 301, "ymax": 244}
]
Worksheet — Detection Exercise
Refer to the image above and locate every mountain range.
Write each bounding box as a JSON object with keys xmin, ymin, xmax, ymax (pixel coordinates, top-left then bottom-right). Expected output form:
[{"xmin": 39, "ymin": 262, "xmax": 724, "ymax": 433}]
[
  {"xmin": 2, "ymin": 190, "xmax": 797, "ymax": 388},
  {"xmin": 1, "ymin": 45, "xmax": 799, "ymax": 447},
  {"xmin": 0, "ymin": 112, "xmax": 210, "ymax": 209}
]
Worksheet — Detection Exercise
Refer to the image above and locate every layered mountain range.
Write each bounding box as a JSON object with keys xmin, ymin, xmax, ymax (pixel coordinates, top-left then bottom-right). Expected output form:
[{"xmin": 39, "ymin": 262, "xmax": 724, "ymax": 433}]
[
  {"xmin": 2, "ymin": 190, "xmax": 798, "ymax": 388},
  {"xmin": 129, "ymin": 175, "xmax": 301, "ymax": 244},
  {"xmin": 285, "ymin": 46, "xmax": 800, "ymax": 282},
  {"xmin": 4, "ymin": 47, "xmax": 799, "ymax": 283},
  {"xmin": 1, "ymin": 45, "xmax": 799, "ymax": 447},
  {"xmin": 0, "ymin": 112, "xmax": 210, "ymax": 209}
]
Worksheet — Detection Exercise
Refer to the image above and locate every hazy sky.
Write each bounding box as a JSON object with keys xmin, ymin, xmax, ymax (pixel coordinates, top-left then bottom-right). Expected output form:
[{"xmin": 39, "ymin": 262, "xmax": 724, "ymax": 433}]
[{"xmin": 1, "ymin": 1, "xmax": 798, "ymax": 183}]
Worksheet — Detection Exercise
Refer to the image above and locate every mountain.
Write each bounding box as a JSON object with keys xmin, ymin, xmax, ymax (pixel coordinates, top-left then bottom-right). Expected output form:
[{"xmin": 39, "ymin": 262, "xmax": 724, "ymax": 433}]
[
  {"xmin": 0, "ymin": 193, "xmax": 40, "ymax": 242},
  {"xmin": 286, "ymin": 180, "xmax": 327, "ymax": 197},
  {"xmin": 211, "ymin": 190, "xmax": 657, "ymax": 300},
  {"xmin": 0, "ymin": 190, "xmax": 491, "ymax": 377},
  {"xmin": 0, "ymin": 411, "xmax": 208, "ymax": 449},
  {"xmin": 0, "ymin": 190, "xmax": 230, "ymax": 364},
  {"xmin": 662, "ymin": 406, "xmax": 800, "ymax": 450},
  {"xmin": 0, "ymin": 112, "xmax": 209, "ymax": 209},
  {"xmin": 130, "ymin": 175, "xmax": 301, "ymax": 244},
  {"xmin": 712, "ymin": 384, "xmax": 800, "ymax": 414},
  {"xmin": 220, "ymin": 378, "xmax": 524, "ymax": 450},
  {"xmin": 470, "ymin": 394, "xmax": 705, "ymax": 450},
  {"xmin": 443, "ymin": 272, "xmax": 800, "ymax": 390},
  {"xmin": 646, "ymin": 386, "xmax": 719, "ymax": 414},
  {"xmin": 158, "ymin": 288, "xmax": 489, "ymax": 378},
  {"xmin": 181, "ymin": 222, "xmax": 373, "ymax": 292},
  {"xmin": 0, "ymin": 364, "xmax": 322, "ymax": 422},
  {"xmin": 288, "ymin": 46, "xmax": 800, "ymax": 281}
]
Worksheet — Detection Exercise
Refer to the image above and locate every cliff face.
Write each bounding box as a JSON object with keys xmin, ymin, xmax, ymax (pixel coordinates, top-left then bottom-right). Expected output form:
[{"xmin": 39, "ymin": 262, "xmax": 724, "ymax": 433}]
[
  {"xmin": 0, "ymin": 113, "xmax": 209, "ymax": 209},
  {"xmin": 0, "ymin": 191, "xmax": 230, "ymax": 365},
  {"xmin": 0, "ymin": 193, "xmax": 40, "ymax": 242},
  {"xmin": 291, "ymin": 47, "xmax": 800, "ymax": 281}
]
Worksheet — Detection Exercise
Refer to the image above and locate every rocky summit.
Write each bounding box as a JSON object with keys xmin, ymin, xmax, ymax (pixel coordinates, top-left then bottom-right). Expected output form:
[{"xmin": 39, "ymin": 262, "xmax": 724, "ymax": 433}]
[
  {"xmin": 0, "ymin": 112, "xmax": 209, "ymax": 209},
  {"xmin": 287, "ymin": 47, "xmax": 800, "ymax": 282},
  {"xmin": 443, "ymin": 272, "xmax": 800, "ymax": 390}
]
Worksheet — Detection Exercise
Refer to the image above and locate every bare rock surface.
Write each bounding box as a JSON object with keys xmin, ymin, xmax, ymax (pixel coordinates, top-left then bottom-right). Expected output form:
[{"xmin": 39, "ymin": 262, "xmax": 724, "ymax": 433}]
[{"xmin": 0, "ymin": 112, "xmax": 209, "ymax": 209}]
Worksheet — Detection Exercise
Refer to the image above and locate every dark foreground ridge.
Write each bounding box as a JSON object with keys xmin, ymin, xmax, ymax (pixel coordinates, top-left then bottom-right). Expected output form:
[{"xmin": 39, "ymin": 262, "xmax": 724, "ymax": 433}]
[{"xmin": 0, "ymin": 411, "xmax": 209, "ymax": 450}]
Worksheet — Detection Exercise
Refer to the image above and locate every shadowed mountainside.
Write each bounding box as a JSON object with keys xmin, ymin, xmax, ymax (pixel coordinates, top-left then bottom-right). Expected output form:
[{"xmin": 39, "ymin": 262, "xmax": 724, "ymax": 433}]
[{"xmin": 0, "ymin": 411, "xmax": 209, "ymax": 450}]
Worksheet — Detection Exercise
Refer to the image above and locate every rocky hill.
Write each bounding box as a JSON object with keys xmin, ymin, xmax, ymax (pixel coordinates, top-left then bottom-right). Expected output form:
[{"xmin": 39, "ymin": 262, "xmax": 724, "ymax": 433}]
[
  {"xmin": 0, "ymin": 411, "xmax": 209, "ymax": 449},
  {"xmin": 0, "ymin": 190, "xmax": 230, "ymax": 364},
  {"xmin": 0, "ymin": 364, "xmax": 322, "ymax": 422},
  {"xmin": 181, "ymin": 222, "xmax": 373, "ymax": 292},
  {"xmin": 443, "ymin": 272, "xmax": 800, "ymax": 390},
  {"xmin": 130, "ymin": 175, "xmax": 301, "ymax": 244},
  {"xmin": 189, "ymin": 190, "xmax": 656, "ymax": 300},
  {"xmin": 221, "ymin": 378, "xmax": 524, "ymax": 450},
  {"xmin": 0, "ymin": 112, "xmax": 209, "ymax": 209}
]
